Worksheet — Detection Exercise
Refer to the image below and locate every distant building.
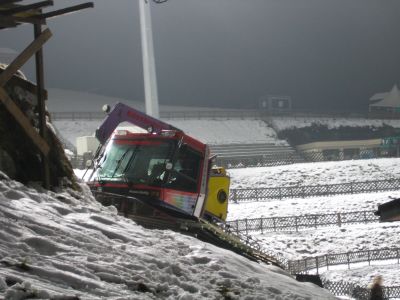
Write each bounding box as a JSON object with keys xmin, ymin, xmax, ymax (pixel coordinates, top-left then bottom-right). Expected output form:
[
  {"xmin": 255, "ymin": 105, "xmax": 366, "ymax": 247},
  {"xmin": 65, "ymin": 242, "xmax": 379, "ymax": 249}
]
[
  {"xmin": 296, "ymin": 138, "xmax": 398, "ymax": 162},
  {"xmin": 259, "ymin": 95, "xmax": 292, "ymax": 113},
  {"xmin": 369, "ymin": 84, "xmax": 400, "ymax": 117}
]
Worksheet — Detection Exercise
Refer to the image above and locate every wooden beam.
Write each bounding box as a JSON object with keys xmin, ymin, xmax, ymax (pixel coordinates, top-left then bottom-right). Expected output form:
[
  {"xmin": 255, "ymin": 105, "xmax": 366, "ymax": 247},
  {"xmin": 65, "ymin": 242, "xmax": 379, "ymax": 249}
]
[
  {"xmin": 0, "ymin": 1, "xmax": 53, "ymax": 16},
  {"xmin": 0, "ymin": 28, "xmax": 52, "ymax": 88},
  {"xmin": 40, "ymin": 2, "xmax": 93, "ymax": 19},
  {"xmin": 0, "ymin": 15, "xmax": 45, "ymax": 26},
  {"xmin": 0, "ymin": 88, "xmax": 50, "ymax": 155},
  {"xmin": 33, "ymin": 23, "xmax": 50, "ymax": 188},
  {"xmin": 0, "ymin": 0, "xmax": 22, "ymax": 5},
  {"xmin": 0, "ymin": 19, "xmax": 17, "ymax": 27}
]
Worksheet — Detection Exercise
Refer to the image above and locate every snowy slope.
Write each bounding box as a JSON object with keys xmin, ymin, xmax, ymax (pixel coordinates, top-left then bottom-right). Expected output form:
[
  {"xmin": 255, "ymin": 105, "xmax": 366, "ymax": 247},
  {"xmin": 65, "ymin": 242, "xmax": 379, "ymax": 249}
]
[
  {"xmin": 0, "ymin": 172, "xmax": 335, "ymax": 300},
  {"xmin": 228, "ymin": 158, "xmax": 400, "ymax": 189},
  {"xmin": 168, "ymin": 119, "xmax": 286, "ymax": 145},
  {"xmin": 270, "ymin": 116, "xmax": 400, "ymax": 131},
  {"xmin": 227, "ymin": 158, "xmax": 400, "ymax": 289},
  {"xmin": 54, "ymin": 119, "xmax": 286, "ymax": 147}
]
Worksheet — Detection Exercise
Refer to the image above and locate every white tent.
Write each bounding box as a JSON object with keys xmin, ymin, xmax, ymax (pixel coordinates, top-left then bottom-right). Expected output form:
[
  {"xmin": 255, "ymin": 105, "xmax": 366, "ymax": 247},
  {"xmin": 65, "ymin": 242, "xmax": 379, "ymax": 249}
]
[{"xmin": 370, "ymin": 84, "xmax": 400, "ymax": 109}]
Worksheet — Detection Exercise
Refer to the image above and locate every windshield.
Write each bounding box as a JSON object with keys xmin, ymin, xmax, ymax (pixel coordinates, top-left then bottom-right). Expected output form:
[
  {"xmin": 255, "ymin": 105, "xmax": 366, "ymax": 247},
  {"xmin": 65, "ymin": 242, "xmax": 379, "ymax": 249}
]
[{"xmin": 95, "ymin": 139, "xmax": 176, "ymax": 186}]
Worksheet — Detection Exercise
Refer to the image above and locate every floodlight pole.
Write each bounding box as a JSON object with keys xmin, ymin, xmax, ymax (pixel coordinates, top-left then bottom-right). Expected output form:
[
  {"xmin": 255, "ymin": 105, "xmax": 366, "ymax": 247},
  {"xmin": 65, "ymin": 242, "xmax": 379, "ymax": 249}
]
[{"xmin": 139, "ymin": 0, "xmax": 159, "ymax": 118}]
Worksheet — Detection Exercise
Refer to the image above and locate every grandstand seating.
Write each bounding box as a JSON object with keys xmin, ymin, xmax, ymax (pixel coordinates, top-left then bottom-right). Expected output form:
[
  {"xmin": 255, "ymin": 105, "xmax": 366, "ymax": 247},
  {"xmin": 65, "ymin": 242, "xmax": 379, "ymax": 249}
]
[{"xmin": 209, "ymin": 143, "xmax": 305, "ymax": 168}]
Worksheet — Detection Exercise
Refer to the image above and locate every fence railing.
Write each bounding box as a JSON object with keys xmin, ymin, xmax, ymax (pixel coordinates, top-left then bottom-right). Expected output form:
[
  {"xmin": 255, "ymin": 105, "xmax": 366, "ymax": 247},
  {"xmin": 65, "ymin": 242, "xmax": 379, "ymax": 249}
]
[
  {"xmin": 288, "ymin": 247, "xmax": 400, "ymax": 275},
  {"xmin": 50, "ymin": 110, "xmax": 263, "ymax": 121},
  {"xmin": 226, "ymin": 210, "xmax": 378, "ymax": 234},
  {"xmin": 50, "ymin": 109, "xmax": 375, "ymax": 121},
  {"xmin": 215, "ymin": 152, "xmax": 304, "ymax": 169},
  {"xmin": 323, "ymin": 280, "xmax": 400, "ymax": 300},
  {"xmin": 229, "ymin": 178, "xmax": 400, "ymax": 202}
]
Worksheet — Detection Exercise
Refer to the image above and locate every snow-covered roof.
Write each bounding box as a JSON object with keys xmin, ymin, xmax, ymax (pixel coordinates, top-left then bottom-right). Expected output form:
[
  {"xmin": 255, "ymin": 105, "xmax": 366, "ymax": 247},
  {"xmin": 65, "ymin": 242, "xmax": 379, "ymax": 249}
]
[
  {"xmin": 370, "ymin": 84, "xmax": 400, "ymax": 108},
  {"xmin": 370, "ymin": 92, "xmax": 388, "ymax": 101}
]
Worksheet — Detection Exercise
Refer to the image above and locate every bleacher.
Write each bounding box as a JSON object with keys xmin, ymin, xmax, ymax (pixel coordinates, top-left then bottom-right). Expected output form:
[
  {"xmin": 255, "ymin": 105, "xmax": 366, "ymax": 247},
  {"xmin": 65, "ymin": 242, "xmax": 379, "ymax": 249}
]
[{"xmin": 209, "ymin": 143, "xmax": 305, "ymax": 168}]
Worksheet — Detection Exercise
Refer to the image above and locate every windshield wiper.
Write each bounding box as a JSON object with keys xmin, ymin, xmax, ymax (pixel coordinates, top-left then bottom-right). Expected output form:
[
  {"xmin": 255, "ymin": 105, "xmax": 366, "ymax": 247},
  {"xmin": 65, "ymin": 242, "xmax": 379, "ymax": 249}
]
[
  {"xmin": 121, "ymin": 146, "xmax": 140, "ymax": 181},
  {"xmin": 110, "ymin": 148, "xmax": 132, "ymax": 179}
]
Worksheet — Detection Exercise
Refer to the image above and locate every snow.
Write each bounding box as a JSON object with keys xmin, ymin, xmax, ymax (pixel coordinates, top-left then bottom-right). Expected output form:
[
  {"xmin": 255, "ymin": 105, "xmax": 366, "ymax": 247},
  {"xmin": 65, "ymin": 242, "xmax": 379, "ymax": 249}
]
[
  {"xmin": 54, "ymin": 119, "xmax": 287, "ymax": 147},
  {"xmin": 270, "ymin": 116, "xmax": 400, "ymax": 131},
  {"xmin": 0, "ymin": 172, "xmax": 335, "ymax": 300},
  {"xmin": 228, "ymin": 158, "xmax": 400, "ymax": 189},
  {"xmin": 168, "ymin": 119, "xmax": 286, "ymax": 145},
  {"xmin": 227, "ymin": 158, "xmax": 400, "ymax": 291}
]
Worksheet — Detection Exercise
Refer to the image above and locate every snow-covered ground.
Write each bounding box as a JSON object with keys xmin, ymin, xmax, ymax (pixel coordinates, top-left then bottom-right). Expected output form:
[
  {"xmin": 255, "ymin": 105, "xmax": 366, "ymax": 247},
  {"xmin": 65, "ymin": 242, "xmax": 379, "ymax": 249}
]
[
  {"xmin": 229, "ymin": 158, "xmax": 400, "ymax": 189},
  {"xmin": 0, "ymin": 172, "xmax": 335, "ymax": 300},
  {"xmin": 227, "ymin": 158, "xmax": 400, "ymax": 290},
  {"xmin": 270, "ymin": 116, "xmax": 400, "ymax": 131},
  {"xmin": 54, "ymin": 119, "xmax": 286, "ymax": 148}
]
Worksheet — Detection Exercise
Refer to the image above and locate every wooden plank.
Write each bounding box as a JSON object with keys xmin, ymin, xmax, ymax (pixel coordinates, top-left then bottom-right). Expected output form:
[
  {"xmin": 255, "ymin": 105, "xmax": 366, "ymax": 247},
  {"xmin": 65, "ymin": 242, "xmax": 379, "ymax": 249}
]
[
  {"xmin": 0, "ymin": 15, "xmax": 45, "ymax": 25},
  {"xmin": 0, "ymin": 19, "xmax": 16, "ymax": 27},
  {"xmin": 34, "ymin": 23, "xmax": 50, "ymax": 188},
  {"xmin": 0, "ymin": 1, "xmax": 53, "ymax": 15},
  {"xmin": 0, "ymin": 0, "xmax": 22, "ymax": 5},
  {"xmin": 0, "ymin": 87, "xmax": 50, "ymax": 155},
  {"xmin": 0, "ymin": 28, "xmax": 52, "ymax": 88},
  {"xmin": 40, "ymin": 2, "xmax": 93, "ymax": 19}
]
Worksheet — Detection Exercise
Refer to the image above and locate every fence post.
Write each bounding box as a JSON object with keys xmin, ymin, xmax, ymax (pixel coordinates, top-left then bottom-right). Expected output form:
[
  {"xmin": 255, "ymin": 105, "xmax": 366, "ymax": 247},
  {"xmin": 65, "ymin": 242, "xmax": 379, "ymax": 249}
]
[
  {"xmin": 232, "ymin": 189, "xmax": 238, "ymax": 203},
  {"xmin": 337, "ymin": 213, "xmax": 342, "ymax": 227},
  {"xmin": 326, "ymin": 255, "xmax": 329, "ymax": 270},
  {"xmin": 347, "ymin": 252, "xmax": 350, "ymax": 269},
  {"xmin": 295, "ymin": 216, "xmax": 298, "ymax": 232},
  {"xmin": 316, "ymin": 257, "xmax": 319, "ymax": 275},
  {"xmin": 368, "ymin": 250, "xmax": 370, "ymax": 266},
  {"xmin": 273, "ymin": 217, "xmax": 277, "ymax": 232},
  {"xmin": 245, "ymin": 218, "xmax": 248, "ymax": 235},
  {"xmin": 314, "ymin": 215, "xmax": 318, "ymax": 229},
  {"xmin": 397, "ymin": 249, "xmax": 399, "ymax": 265},
  {"xmin": 260, "ymin": 218, "xmax": 264, "ymax": 234},
  {"xmin": 363, "ymin": 211, "xmax": 367, "ymax": 224},
  {"xmin": 305, "ymin": 259, "xmax": 307, "ymax": 274},
  {"xmin": 235, "ymin": 219, "xmax": 239, "ymax": 235}
]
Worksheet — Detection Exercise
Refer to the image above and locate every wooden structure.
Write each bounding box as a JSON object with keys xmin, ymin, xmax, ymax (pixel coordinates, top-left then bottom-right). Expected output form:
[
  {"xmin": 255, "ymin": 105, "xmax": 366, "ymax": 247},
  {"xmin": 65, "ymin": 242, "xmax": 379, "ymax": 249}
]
[{"xmin": 0, "ymin": 0, "xmax": 93, "ymax": 188}]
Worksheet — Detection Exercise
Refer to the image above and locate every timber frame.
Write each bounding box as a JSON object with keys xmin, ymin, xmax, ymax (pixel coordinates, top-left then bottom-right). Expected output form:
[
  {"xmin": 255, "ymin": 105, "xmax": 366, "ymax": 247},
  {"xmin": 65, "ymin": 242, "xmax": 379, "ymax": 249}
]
[{"xmin": 0, "ymin": 0, "xmax": 93, "ymax": 188}]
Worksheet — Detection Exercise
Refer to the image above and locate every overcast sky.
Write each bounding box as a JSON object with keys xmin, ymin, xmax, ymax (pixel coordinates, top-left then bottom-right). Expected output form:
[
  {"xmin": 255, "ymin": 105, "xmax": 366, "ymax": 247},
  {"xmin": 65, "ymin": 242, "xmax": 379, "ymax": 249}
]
[{"xmin": 1, "ymin": 0, "xmax": 400, "ymax": 111}]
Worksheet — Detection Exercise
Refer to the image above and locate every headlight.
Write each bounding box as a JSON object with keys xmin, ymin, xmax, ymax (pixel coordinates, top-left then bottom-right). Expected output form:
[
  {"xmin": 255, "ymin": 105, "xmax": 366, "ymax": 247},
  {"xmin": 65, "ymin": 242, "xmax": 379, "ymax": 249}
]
[{"xmin": 217, "ymin": 190, "xmax": 227, "ymax": 203}]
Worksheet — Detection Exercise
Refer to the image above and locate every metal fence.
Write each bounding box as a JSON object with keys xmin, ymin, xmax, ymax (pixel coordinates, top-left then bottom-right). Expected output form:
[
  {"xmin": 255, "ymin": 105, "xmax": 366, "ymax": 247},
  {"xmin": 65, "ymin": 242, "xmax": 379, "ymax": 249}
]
[
  {"xmin": 288, "ymin": 247, "xmax": 400, "ymax": 275},
  {"xmin": 50, "ymin": 110, "xmax": 263, "ymax": 121},
  {"xmin": 226, "ymin": 210, "xmax": 378, "ymax": 234},
  {"xmin": 50, "ymin": 109, "xmax": 375, "ymax": 121},
  {"xmin": 215, "ymin": 152, "xmax": 304, "ymax": 169},
  {"xmin": 229, "ymin": 178, "xmax": 400, "ymax": 202},
  {"xmin": 323, "ymin": 280, "xmax": 400, "ymax": 300}
]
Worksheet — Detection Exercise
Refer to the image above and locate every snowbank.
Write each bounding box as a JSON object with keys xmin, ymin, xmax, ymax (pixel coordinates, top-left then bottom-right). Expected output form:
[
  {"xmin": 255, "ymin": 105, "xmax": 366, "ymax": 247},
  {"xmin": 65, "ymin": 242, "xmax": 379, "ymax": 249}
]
[
  {"xmin": 0, "ymin": 173, "xmax": 334, "ymax": 299},
  {"xmin": 228, "ymin": 158, "xmax": 400, "ymax": 189},
  {"xmin": 270, "ymin": 116, "xmax": 400, "ymax": 131},
  {"xmin": 54, "ymin": 119, "xmax": 286, "ymax": 147}
]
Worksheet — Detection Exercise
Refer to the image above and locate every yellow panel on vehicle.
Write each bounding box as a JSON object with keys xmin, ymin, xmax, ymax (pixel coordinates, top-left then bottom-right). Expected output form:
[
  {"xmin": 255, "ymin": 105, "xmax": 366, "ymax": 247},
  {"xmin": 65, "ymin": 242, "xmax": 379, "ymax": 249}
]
[{"xmin": 204, "ymin": 167, "xmax": 230, "ymax": 222}]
